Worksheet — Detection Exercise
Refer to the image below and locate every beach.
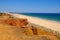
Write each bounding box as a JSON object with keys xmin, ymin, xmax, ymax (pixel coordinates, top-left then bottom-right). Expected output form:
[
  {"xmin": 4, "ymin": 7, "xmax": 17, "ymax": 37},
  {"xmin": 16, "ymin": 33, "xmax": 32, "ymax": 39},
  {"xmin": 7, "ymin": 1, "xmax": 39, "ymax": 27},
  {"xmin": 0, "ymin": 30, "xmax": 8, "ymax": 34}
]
[
  {"xmin": 0, "ymin": 13, "xmax": 59, "ymax": 40},
  {"xmin": 11, "ymin": 13, "xmax": 60, "ymax": 33}
]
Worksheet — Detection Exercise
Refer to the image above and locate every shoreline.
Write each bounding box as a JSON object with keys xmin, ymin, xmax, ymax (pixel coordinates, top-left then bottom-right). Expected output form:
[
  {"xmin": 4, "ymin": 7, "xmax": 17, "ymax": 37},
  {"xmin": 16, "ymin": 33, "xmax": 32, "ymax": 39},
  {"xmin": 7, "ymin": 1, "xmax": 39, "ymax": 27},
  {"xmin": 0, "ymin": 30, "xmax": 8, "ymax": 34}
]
[
  {"xmin": 11, "ymin": 13, "xmax": 60, "ymax": 33},
  {"xmin": 20, "ymin": 13, "xmax": 60, "ymax": 22}
]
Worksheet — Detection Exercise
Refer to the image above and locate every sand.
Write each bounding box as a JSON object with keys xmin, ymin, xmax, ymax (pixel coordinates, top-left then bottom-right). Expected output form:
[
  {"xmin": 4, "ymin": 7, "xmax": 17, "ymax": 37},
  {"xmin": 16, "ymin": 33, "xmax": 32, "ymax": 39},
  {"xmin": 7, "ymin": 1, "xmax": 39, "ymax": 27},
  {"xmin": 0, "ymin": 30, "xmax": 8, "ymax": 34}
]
[{"xmin": 11, "ymin": 13, "xmax": 60, "ymax": 33}]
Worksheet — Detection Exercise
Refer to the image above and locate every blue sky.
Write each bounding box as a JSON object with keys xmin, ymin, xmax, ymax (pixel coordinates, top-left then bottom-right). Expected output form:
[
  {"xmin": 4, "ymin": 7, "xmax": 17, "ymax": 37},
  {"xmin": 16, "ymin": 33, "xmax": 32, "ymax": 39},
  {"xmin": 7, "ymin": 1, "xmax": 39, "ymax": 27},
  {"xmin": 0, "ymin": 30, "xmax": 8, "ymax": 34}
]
[{"xmin": 0, "ymin": 0, "xmax": 60, "ymax": 13}]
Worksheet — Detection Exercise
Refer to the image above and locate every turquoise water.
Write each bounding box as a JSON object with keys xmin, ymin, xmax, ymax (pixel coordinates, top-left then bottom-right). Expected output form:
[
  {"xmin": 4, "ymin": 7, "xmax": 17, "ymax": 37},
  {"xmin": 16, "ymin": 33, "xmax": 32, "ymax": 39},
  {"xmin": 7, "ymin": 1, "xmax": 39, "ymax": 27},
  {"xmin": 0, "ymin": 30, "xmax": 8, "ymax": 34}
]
[{"xmin": 19, "ymin": 13, "xmax": 60, "ymax": 22}]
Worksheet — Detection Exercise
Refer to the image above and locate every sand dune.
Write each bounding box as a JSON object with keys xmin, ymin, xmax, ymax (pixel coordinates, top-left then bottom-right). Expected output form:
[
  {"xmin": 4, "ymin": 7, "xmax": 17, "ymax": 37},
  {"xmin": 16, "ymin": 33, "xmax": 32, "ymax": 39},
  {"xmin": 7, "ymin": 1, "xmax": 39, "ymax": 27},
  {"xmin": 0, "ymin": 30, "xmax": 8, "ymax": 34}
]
[{"xmin": 12, "ymin": 13, "xmax": 60, "ymax": 33}]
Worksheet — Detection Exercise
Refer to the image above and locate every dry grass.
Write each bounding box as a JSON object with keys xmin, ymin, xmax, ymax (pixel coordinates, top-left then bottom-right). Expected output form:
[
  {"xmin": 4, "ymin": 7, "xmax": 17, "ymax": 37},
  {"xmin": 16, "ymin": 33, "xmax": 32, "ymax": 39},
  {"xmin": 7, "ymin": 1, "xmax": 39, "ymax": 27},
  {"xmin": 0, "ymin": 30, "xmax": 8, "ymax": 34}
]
[{"xmin": 0, "ymin": 24, "xmax": 59, "ymax": 40}]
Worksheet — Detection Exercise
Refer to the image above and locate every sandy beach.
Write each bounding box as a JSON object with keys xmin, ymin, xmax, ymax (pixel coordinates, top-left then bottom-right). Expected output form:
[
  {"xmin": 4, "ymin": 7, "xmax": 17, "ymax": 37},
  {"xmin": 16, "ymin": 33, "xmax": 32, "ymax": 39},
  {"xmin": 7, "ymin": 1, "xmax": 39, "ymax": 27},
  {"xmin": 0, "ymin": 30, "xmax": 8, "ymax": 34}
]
[{"xmin": 11, "ymin": 13, "xmax": 60, "ymax": 33}]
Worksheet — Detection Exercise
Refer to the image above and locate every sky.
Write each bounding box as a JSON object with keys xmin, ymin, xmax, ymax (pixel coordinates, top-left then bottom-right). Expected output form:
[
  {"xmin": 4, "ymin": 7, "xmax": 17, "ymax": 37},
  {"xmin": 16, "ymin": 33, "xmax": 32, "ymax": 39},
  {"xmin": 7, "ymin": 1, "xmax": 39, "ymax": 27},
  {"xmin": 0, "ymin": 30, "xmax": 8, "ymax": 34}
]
[{"xmin": 0, "ymin": 0, "xmax": 60, "ymax": 13}]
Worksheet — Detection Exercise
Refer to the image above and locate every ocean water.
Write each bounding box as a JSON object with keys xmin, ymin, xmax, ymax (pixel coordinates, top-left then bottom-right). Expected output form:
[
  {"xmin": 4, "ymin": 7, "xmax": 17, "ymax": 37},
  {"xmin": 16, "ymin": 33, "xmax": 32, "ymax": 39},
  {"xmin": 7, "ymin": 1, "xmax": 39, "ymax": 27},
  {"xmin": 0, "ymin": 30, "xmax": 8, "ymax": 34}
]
[{"xmin": 19, "ymin": 13, "xmax": 60, "ymax": 22}]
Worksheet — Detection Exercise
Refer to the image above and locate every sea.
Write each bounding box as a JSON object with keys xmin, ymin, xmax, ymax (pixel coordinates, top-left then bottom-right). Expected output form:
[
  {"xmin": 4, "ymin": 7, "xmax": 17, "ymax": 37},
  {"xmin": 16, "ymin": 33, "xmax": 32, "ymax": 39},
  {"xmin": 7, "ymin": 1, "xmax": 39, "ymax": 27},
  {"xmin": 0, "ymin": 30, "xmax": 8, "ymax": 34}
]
[{"xmin": 18, "ymin": 13, "xmax": 60, "ymax": 22}]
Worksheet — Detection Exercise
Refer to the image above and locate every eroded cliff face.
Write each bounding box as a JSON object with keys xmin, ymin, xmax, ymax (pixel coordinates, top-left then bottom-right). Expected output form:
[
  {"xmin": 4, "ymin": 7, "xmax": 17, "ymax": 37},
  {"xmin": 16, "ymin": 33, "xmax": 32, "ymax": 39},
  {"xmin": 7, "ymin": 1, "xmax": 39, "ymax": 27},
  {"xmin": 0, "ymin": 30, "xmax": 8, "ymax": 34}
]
[
  {"xmin": 0, "ymin": 13, "xmax": 59, "ymax": 40},
  {"xmin": 0, "ymin": 13, "xmax": 28, "ymax": 28}
]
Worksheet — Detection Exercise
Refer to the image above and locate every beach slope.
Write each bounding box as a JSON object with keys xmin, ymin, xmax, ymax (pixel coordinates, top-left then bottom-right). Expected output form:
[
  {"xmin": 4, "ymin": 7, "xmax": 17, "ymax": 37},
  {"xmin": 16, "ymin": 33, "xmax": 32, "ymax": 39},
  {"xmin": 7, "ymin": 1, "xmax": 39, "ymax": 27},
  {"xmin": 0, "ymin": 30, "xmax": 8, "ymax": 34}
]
[{"xmin": 12, "ymin": 13, "xmax": 60, "ymax": 33}]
